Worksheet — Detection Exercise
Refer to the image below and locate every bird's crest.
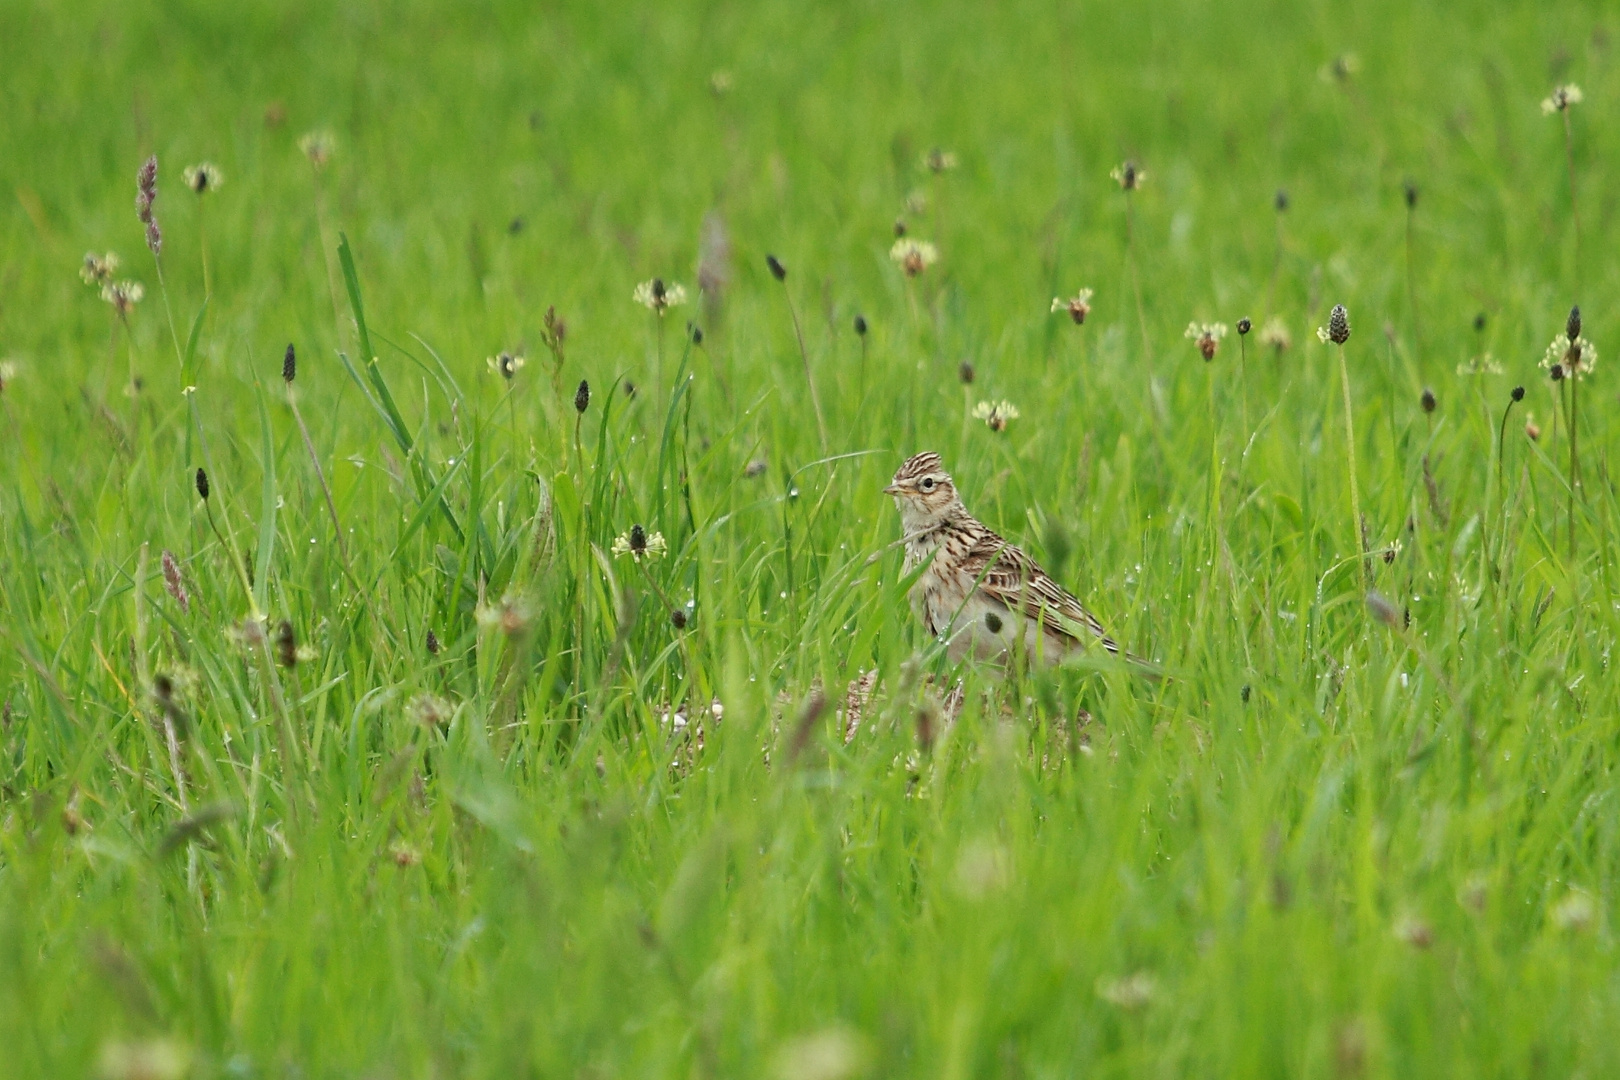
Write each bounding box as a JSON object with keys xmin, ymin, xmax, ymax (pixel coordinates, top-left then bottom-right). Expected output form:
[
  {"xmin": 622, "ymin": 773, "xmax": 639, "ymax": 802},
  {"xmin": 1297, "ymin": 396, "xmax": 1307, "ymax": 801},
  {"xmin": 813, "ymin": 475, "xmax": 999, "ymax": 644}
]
[{"xmin": 894, "ymin": 451, "xmax": 944, "ymax": 482}]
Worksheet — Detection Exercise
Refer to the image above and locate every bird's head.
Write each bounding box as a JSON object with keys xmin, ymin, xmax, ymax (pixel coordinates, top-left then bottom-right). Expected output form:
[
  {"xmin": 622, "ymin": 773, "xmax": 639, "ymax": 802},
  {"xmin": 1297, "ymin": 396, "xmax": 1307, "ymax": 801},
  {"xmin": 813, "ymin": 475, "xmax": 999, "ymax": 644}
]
[{"xmin": 884, "ymin": 451, "xmax": 961, "ymax": 530}]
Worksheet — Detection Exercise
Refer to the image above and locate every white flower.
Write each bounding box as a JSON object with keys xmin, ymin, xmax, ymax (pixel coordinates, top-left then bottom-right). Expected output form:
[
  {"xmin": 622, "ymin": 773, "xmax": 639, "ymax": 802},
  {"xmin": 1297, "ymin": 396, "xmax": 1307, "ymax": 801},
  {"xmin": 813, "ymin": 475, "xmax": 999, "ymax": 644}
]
[
  {"xmin": 1184, "ymin": 321, "xmax": 1228, "ymax": 360},
  {"xmin": 923, "ymin": 148, "xmax": 958, "ymax": 173},
  {"xmin": 633, "ymin": 278, "xmax": 687, "ymax": 313},
  {"xmin": 487, "ymin": 351, "xmax": 527, "ymax": 380},
  {"xmin": 972, "ymin": 400, "xmax": 1019, "ymax": 432},
  {"xmin": 1541, "ymin": 84, "xmax": 1583, "ymax": 115},
  {"xmin": 80, "ymin": 251, "xmax": 119, "ymax": 286},
  {"xmin": 1541, "ymin": 335, "xmax": 1597, "ymax": 380},
  {"xmin": 298, "ymin": 130, "xmax": 335, "ymax": 168},
  {"xmin": 1456, "ymin": 353, "xmax": 1504, "ymax": 376},
  {"xmin": 709, "ymin": 70, "xmax": 733, "ymax": 95},
  {"xmin": 888, "ymin": 238, "xmax": 938, "ymax": 277},
  {"xmin": 1110, "ymin": 161, "xmax": 1146, "ymax": 190},
  {"xmin": 1051, "ymin": 288, "xmax": 1094, "ymax": 324},
  {"xmin": 1551, "ymin": 889, "xmax": 1596, "ymax": 931},
  {"xmin": 611, "ymin": 525, "xmax": 667, "ymax": 561},
  {"xmin": 182, "ymin": 162, "xmax": 224, "ymax": 194},
  {"xmin": 1259, "ymin": 317, "xmax": 1292, "ymax": 351},
  {"xmin": 101, "ymin": 280, "xmax": 144, "ymax": 315},
  {"xmin": 1096, "ymin": 971, "xmax": 1155, "ymax": 1011}
]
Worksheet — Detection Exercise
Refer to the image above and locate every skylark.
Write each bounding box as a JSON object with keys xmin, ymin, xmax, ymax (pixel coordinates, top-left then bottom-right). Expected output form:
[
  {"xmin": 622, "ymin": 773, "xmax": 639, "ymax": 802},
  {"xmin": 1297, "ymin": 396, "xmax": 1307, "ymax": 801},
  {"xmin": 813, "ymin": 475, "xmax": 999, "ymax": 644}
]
[{"xmin": 885, "ymin": 452, "xmax": 1145, "ymax": 671}]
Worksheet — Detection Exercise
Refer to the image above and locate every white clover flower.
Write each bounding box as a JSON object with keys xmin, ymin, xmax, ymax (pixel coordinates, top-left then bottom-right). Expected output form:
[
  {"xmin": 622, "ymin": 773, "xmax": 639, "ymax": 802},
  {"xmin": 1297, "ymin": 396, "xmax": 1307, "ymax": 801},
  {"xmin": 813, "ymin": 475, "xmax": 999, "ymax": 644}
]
[
  {"xmin": 972, "ymin": 400, "xmax": 1019, "ymax": 432},
  {"xmin": 1052, "ymin": 288, "xmax": 1094, "ymax": 324},
  {"xmin": 1542, "ymin": 84, "xmax": 1583, "ymax": 115},
  {"xmin": 611, "ymin": 525, "xmax": 667, "ymax": 561},
  {"xmin": 1541, "ymin": 335, "xmax": 1597, "ymax": 380},
  {"xmin": 633, "ymin": 278, "xmax": 687, "ymax": 314},
  {"xmin": 708, "ymin": 70, "xmax": 733, "ymax": 95},
  {"xmin": 182, "ymin": 162, "xmax": 224, "ymax": 194},
  {"xmin": 889, "ymin": 238, "xmax": 938, "ymax": 277}
]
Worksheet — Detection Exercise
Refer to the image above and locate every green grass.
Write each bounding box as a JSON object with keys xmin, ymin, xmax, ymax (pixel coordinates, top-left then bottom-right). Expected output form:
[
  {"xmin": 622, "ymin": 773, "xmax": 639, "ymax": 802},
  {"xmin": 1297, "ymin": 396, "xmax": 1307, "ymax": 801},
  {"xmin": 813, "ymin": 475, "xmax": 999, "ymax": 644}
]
[{"xmin": 3, "ymin": 0, "xmax": 1619, "ymax": 1075}]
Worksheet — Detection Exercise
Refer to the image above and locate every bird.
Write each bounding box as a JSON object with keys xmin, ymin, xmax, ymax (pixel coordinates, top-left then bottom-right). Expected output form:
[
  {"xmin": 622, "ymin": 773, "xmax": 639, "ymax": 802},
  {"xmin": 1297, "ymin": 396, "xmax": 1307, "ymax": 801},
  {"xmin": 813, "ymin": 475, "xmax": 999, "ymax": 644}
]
[{"xmin": 884, "ymin": 451, "xmax": 1149, "ymax": 672}]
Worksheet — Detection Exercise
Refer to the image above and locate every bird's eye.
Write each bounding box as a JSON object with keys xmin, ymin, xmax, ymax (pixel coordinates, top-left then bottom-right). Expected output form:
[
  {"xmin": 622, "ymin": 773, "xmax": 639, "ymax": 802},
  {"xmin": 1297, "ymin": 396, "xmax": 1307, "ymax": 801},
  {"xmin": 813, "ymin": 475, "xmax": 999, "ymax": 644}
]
[{"xmin": 921, "ymin": 477, "xmax": 935, "ymax": 490}]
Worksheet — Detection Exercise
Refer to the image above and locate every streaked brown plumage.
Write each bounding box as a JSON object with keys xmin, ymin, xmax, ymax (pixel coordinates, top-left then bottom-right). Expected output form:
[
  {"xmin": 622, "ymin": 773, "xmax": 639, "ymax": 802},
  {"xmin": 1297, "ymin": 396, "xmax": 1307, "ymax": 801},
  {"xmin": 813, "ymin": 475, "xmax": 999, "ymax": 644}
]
[{"xmin": 885, "ymin": 452, "xmax": 1144, "ymax": 670}]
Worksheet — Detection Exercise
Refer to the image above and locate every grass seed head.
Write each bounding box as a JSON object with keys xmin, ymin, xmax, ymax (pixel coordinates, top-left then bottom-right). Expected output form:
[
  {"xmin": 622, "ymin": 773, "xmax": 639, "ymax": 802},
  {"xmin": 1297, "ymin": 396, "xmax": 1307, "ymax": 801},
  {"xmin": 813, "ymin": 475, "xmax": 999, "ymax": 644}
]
[
  {"xmin": 145, "ymin": 219, "xmax": 162, "ymax": 257},
  {"xmin": 766, "ymin": 253, "xmax": 786, "ymax": 281},
  {"xmin": 1185, "ymin": 321, "xmax": 1228, "ymax": 360},
  {"xmin": 161, "ymin": 549, "xmax": 189, "ymax": 613},
  {"xmin": 1275, "ymin": 188, "xmax": 1289, "ymax": 212},
  {"xmin": 282, "ymin": 343, "xmax": 296, "ymax": 384},
  {"xmin": 1403, "ymin": 179, "xmax": 1418, "ymax": 208},
  {"xmin": 1052, "ymin": 288, "xmax": 1093, "ymax": 324},
  {"xmin": 1566, "ymin": 305, "xmax": 1581, "ymax": 342},
  {"xmin": 1511, "ymin": 385, "xmax": 1525, "ymax": 402},
  {"xmin": 1421, "ymin": 387, "xmax": 1436, "ymax": 413},
  {"xmin": 1318, "ymin": 304, "xmax": 1351, "ymax": 345},
  {"xmin": 275, "ymin": 620, "xmax": 298, "ymax": 668},
  {"xmin": 612, "ymin": 525, "xmax": 666, "ymax": 561},
  {"xmin": 426, "ymin": 628, "xmax": 440, "ymax": 655},
  {"xmin": 574, "ymin": 379, "xmax": 590, "ymax": 414},
  {"xmin": 1237, "ymin": 316, "xmax": 1252, "ymax": 335},
  {"xmin": 136, "ymin": 155, "xmax": 157, "ymax": 222},
  {"xmin": 853, "ymin": 313, "xmax": 867, "ymax": 337},
  {"xmin": 195, "ymin": 468, "xmax": 209, "ymax": 500}
]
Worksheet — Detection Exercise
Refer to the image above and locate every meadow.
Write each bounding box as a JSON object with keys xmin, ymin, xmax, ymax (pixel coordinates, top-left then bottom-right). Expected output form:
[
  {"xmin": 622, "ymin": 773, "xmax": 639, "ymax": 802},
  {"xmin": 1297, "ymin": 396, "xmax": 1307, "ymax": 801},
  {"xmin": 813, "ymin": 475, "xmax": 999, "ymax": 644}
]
[{"xmin": 2, "ymin": 0, "xmax": 1619, "ymax": 1075}]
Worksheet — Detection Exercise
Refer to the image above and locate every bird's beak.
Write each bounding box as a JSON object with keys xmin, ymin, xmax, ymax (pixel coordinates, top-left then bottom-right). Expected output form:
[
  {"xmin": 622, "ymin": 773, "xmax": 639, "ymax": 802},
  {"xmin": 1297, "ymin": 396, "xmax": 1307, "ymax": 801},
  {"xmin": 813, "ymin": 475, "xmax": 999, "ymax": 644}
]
[{"xmin": 882, "ymin": 483, "xmax": 902, "ymax": 495}]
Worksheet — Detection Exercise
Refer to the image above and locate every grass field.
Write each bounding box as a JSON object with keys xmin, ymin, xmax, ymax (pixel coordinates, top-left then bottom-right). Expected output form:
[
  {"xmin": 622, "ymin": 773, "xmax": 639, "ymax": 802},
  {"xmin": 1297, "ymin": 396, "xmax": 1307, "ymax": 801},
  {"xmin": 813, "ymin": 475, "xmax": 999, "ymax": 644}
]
[{"xmin": 3, "ymin": 0, "xmax": 1619, "ymax": 1075}]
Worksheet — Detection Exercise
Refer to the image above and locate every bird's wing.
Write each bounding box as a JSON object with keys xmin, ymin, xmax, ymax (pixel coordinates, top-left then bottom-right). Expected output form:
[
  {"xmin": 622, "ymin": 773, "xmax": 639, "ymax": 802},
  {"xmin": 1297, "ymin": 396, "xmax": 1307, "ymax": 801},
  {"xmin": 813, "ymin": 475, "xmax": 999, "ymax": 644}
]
[{"xmin": 958, "ymin": 531, "xmax": 1122, "ymax": 655}]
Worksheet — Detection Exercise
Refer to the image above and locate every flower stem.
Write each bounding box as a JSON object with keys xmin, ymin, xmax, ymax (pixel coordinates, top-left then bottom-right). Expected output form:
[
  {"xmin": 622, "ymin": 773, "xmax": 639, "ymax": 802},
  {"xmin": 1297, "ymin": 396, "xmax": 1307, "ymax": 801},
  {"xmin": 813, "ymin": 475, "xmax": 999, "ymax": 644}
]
[
  {"xmin": 1564, "ymin": 111, "xmax": 1581, "ymax": 294},
  {"xmin": 1338, "ymin": 344, "xmax": 1367, "ymax": 582},
  {"xmin": 781, "ymin": 286, "xmax": 827, "ymax": 452},
  {"xmin": 1569, "ymin": 374, "xmax": 1579, "ymax": 561},
  {"xmin": 1125, "ymin": 193, "xmax": 1150, "ymax": 363}
]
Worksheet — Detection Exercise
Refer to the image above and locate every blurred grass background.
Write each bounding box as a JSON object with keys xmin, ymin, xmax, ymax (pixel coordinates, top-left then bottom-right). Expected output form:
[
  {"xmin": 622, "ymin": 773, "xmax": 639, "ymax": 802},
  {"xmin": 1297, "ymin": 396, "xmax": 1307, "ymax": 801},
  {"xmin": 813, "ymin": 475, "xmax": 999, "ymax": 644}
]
[{"xmin": 2, "ymin": 0, "xmax": 1619, "ymax": 1076}]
